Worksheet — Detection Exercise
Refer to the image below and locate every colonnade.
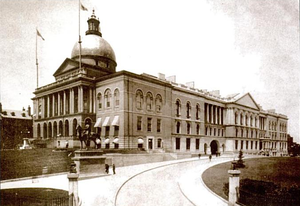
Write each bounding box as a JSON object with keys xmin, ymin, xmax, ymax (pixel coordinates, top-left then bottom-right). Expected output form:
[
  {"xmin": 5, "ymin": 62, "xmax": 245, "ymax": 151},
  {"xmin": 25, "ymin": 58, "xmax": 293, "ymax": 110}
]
[
  {"xmin": 35, "ymin": 86, "xmax": 96, "ymax": 119},
  {"xmin": 205, "ymin": 103, "xmax": 224, "ymax": 125}
]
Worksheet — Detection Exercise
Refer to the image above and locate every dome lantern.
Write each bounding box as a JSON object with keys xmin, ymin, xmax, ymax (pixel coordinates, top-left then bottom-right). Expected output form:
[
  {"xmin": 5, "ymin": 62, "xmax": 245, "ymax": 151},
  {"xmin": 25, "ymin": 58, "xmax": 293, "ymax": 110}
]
[
  {"xmin": 86, "ymin": 9, "xmax": 102, "ymax": 37},
  {"xmin": 71, "ymin": 10, "xmax": 117, "ymax": 72}
]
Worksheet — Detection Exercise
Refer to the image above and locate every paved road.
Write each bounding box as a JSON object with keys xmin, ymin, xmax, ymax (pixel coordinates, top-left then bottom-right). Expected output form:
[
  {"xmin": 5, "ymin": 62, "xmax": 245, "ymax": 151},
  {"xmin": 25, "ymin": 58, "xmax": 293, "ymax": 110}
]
[
  {"xmin": 1, "ymin": 156, "xmax": 235, "ymax": 206},
  {"xmin": 116, "ymin": 162, "xmax": 199, "ymax": 206}
]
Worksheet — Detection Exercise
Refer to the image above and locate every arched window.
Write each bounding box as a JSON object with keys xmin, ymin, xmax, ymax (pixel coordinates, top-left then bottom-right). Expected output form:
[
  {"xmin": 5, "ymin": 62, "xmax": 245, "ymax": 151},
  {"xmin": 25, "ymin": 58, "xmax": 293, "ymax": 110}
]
[
  {"xmin": 186, "ymin": 102, "xmax": 191, "ymax": 118},
  {"xmin": 196, "ymin": 124, "xmax": 200, "ymax": 135},
  {"xmin": 176, "ymin": 99, "xmax": 181, "ymax": 117},
  {"xmin": 245, "ymin": 115, "xmax": 248, "ymax": 126},
  {"xmin": 155, "ymin": 94, "xmax": 162, "ymax": 112},
  {"xmin": 187, "ymin": 122, "xmax": 191, "ymax": 134},
  {"xmin": 97, "ymin": 92, "xmax": 102, "ymax": 109},
  {"xmin": 37, "ymin": 124, "xmax": 41, "ymax": 138},
  {"xmin": 72, "ymin": 119, "xmax": 77, "ymax": 136},
  {"xmin": 250, "ymin": 116, "xmax": 253, "ymax": 127},
  {"xmin": 114, "ymin": 89, "xmax": 120, "ymax": 107},
  {"xmin": 59, "ymin": 121, "xmax": 63, "ymax": 137},
  {"xmin": 196, "ymin": 104, "xmax": 200, "ymax": 120},
  {"xmin": 48, "ymin": 122, "xmax": 52, "ymax": 139},
  {"xmin": 146, "ymin": 92, "xmax": 153, "ymax": 111},
  {"xmin": 65, "ymin": 120, "xmax": 69, "ymax": 137},
  {"xmin": 104, "ymin": 89, "xmax": 112, "ymax": 108},
  {"xmin": 235, "ymin": 113, "xmax": 238, "ymax": 125},
  {"xmin": 176, "ymin": 121, "xmax": 181, "ymax": 133},
  {"xmin": 136, "ymin": 90, "xmax": 143, "ymax": 110},
  {"xmin": 240, "ymin": 114, "xmax": 243, "ymax": 125},
  {"xmin": 53, "ymin": 121, "xmax": 57, "ymax": 137},
  {"xmin": 43, "ymin": 123, "xmax": 47, "ymax": 139}
]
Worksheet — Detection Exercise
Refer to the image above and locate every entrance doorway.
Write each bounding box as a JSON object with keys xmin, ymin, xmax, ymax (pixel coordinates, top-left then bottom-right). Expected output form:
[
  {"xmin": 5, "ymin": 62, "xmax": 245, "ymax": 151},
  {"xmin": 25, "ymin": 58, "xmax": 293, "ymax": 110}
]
[
  {"xmin": 210, "ymin": 140, "xmax": 219, "ymax": 155},
  {"xmin": 148, "ymin": 138, "xmax": 153, "ymax": 150}
]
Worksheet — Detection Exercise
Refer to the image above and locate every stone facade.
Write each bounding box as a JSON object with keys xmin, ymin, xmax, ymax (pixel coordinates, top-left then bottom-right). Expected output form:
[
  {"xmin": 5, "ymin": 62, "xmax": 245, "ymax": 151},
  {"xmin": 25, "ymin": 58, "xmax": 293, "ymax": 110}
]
[{"xmin": 32, "ymin": 11, "xmax": 288, "ymax": 156}]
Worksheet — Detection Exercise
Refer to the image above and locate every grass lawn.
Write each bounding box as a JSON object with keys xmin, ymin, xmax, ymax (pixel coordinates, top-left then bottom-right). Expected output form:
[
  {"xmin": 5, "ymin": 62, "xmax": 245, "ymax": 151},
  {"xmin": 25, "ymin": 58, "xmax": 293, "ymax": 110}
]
[{"xmin": 202, "ymin": 157, "xmax": 300, "ymax": 200}]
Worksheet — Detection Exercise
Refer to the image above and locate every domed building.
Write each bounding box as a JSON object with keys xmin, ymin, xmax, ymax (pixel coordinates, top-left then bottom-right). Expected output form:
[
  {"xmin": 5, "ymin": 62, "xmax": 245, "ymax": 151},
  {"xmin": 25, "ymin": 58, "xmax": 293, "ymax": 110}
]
[{"xmin": 32, "ymin": 11, "xmax": 288, "ymax": 157}]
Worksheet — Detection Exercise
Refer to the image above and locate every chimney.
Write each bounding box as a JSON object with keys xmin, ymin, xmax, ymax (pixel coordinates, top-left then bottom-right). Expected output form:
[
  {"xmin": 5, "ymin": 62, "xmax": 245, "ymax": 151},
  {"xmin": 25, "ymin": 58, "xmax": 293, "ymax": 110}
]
[
  {"xmin": 158, "ymin": 73, "xmax": 165, "ymax": 80},
  {"xmin": 28, "ymin": 105, "xmax": 31, "ymax": 116},
  {"xmin": 166, "ymin": 75, "xmax": 176, "ymax": 83},
  {"xmin": 186, "ymin": 81, "xmax": 195, "ymax": 89}
]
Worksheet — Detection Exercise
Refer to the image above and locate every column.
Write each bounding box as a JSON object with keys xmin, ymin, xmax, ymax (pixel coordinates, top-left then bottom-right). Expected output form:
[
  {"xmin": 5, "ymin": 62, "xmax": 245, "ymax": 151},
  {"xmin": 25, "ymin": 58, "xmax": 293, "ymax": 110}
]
[
  {"xmin": 210, "ymin": 105, "xmax": 214, "ymax": 124},
  {"xmin": 47, "ymin": 96, "xmax": 50, "ymax": 118},
  {"xmin": 58, "ymin": 92, "xmax": 61, "ymax": 116},
  {"xmin": 93, "ymin": 89, "xmax": 96, "ymax": 113},
  {"xmin": 219, "ymin": 107, "xmax": 222, "ymax": 124},
  {"xmin": 63, "ymin": 90, "xmax": 66, "ymax": 115},
  {"xmin": 78, "ymin": 86, "xmax": 82, "ymax": 113},
  {"xmin": 89, "ymin": 88, "xmax": 93, "ymax": 113},
  {"xmin": 42, "ymin": 97, "xmax": 45, "ymax": 118},
  {"xmin": 52, "ymin": 94, "xmax": 55, "ymax": 116},
  {"xmin": 70, "ymin": 88, "xmax": 74, "ymax": 114},
  {"xmin": 206, "ymin": 104, "xmax": 209, "ymax": 123}
]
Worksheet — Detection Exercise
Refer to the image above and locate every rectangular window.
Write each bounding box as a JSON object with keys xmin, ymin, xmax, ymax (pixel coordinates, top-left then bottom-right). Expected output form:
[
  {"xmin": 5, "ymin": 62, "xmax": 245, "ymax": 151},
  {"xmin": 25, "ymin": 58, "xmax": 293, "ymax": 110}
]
[
  {"xmin": 137, "ymin": 116, "xmax": 142, "ymax": 131},
  {"xmin": 187, "ymin": 122, "xmax": 191, "ymax": 134},
  {"xmin": 246, "ymin": 141, "xmax": 248, "ymax": 149},
  {"xmin": 147, "ymin": 118, "xmax": 152, "ymax": 132},
  {"xmin": 196, "ymin": 138, "xmax": 200, "ymax": 150},
  {"xmin": 255, "ymin": 141, "xmax": 258, "ymax": 149},
  {"xmin": 235, "ymin": 140, "xmax": 238, "ymax": 150},
  {"xmin": 186, "ymin": 138, "xmax": 190, "ymax": 150},
  {"xmin": 114, "ymin": 143, "xmax": 119, "ymax": 149},
  {"xmin": 241, "ymin": 140, "xmax": 244, "ymax": 150},
  {"xmin": 105, "ymin": 143, "xmax": 110, "ymax": 149},
  {"xmin": 176, "ymin": 138, "xmax": 180, "ymax": 150},
  {"xmin": 105, "ymin": 126, "xmax": 110, "ymax": 136},
  {"xmin": 196, "ymin": 124, "xmax": 200, "ymax": 135},
  {"xmin": 157, "ymin": 119, "xmax": 161, "ymax": 133},
  {"xmin": 114, "ymin": 126, "xmax": 119, "ymax": 136}
]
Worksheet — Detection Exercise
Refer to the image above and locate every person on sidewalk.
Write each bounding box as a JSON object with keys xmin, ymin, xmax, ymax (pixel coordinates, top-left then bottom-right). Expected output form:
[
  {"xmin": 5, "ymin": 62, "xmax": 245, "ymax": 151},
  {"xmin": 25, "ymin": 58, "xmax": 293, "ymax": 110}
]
[
  {"xmin": 105, "ymin": 164, "xmax": 109, "ymax": 174},
  {"xmin": 112, "ymin": 164, "xmax": 116, "ymax": 175},
  {"xmin": 209, "ymin": 154, "xmax": 212, "ymax": 162},
  {"xmin": 198, "ymin": 153, "xmax": 201, "ymax": 159}
]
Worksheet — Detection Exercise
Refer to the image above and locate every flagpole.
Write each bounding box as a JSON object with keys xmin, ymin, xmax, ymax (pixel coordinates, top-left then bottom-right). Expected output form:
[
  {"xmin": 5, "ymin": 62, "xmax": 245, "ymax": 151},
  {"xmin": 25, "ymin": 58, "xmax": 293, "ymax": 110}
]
[
  {"xmin": 36, "ymin": 28, "xmax": 39, "ymax": 88},
  {"xmin": 78, "ymin": 0, "xmax": 82, "ymax": 71}
]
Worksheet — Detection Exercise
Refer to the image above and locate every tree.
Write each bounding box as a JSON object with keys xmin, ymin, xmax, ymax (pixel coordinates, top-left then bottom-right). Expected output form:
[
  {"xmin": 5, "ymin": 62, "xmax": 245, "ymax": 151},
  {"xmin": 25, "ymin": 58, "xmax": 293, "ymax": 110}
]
[{"xmin": 236, "ymin": 150, "xmax": 245, "ymax": 168}]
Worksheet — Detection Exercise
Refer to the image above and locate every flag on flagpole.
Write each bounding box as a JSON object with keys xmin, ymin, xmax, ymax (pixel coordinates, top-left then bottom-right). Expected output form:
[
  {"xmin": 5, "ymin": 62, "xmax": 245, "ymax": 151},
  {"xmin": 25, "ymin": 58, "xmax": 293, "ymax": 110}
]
[
  {"xmin": 36, "ymin": 29, "xmax": 45, "ymax": 40},
  {"xmin": 81, "ymin": 3, "xmax": 88, "ymax": 11}
]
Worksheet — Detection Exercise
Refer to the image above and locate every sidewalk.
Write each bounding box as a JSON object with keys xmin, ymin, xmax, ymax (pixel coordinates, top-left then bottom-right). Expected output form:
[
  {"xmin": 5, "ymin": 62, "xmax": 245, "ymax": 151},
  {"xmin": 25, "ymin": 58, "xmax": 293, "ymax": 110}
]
[{"xmin": 1, "ymin": 155, "xmax": 234, "ymax": 206}]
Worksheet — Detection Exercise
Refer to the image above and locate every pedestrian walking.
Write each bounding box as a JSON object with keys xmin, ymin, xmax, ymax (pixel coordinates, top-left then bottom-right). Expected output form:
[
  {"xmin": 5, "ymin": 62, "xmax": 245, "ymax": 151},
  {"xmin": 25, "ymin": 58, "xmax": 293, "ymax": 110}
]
[
  {"xmin": 105, "ymin": 164, "xmax": 109, "ymax": 174},
  {"xmin": 209, "ymin": 154, "xmax": 212, "ymax": 162},
  {"xmin": 198, "ymin": 153, "xmax": 201, "ymax": 159},
  {"xmin": 112, "ymin": 164, "xmax": 116, "ymax": 175}
]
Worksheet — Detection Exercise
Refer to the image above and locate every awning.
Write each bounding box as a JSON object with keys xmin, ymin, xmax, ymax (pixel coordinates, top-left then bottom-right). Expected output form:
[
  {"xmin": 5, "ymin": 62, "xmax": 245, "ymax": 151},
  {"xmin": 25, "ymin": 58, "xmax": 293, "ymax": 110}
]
[
  {"xmin": 104, "ymin": 138, "xmax": 110, "ymax": 144},
  {"xmin": 94, "ymin": 118, "xmax": 102, "ymax": 127},
  {"xmin": 112, "ymin": 116, "xmax": 120, "ymax": 126},
  {"xmin": 102, "ymin": 117, "xmax": 110, "ymax": 127},
  {"xmin": 113, "ymin": 138, "xmax": 119, "ymax": 144},
  {"xmin": 138, "ymin": 138, "xmax": 144, "ymax": 144}
]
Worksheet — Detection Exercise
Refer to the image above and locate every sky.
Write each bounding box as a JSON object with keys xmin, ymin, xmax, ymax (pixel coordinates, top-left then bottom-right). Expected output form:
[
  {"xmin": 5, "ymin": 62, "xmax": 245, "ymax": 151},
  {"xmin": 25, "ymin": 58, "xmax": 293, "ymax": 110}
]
[{"xmin": 0, "ymin": 0, "xmax": 299, "ymax": 142}]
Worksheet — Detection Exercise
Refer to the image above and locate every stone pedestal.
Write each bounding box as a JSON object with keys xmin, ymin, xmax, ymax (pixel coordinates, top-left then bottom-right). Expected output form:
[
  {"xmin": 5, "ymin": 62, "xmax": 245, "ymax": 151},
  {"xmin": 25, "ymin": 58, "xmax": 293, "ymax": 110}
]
[
  {"xmin": 72, "ymin": 150, "xmax": 111, "ymax": 175},
  {"xmin": 228, "ymin": 170, "xmax": 241, "ymax": 206},
  {"xmin": 68, "ymin": 173, "xmax": 79, "ymax": 206}
]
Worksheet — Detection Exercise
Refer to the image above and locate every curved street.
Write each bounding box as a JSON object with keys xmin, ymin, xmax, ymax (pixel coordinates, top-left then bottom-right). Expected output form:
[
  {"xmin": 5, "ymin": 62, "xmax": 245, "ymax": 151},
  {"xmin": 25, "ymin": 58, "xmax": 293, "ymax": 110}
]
[{"xmin": 1, "ymin": 155, "xmax": 236, "ymax": 206}]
